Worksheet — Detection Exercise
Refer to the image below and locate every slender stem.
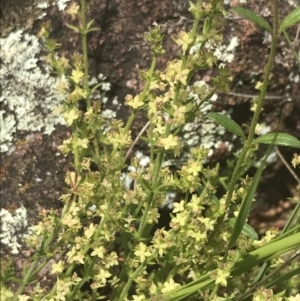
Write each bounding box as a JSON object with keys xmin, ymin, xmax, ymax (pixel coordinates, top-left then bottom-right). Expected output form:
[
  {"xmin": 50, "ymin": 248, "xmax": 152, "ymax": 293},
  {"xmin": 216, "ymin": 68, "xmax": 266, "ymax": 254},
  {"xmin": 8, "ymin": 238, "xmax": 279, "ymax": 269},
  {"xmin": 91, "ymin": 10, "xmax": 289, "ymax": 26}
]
[
  {"xmin": 13, "ymin": 260, "xmax": 39, "ymax": 301},
  {"xmin": 81, "ymin": 0, "xmax": 91, "ymax": 109},
  {"xmin": 118, "ymin": 255, "xmax": 157, "ymax": 301},
  {"xmin": 13, "ymin": 206, "xmax": 66, "ymax": 301},
  {"xmin": 209, "ymin": 0, "xmax": 279, "ymax": 241},
  {"xmin": 125, "ymin": 121, "xmax": 150, "ymax": 161},
  {"xmin": 224, "ymin": 0, "xmax": 279, "ymax": 210},
  {"xmin": 72, "ymin": 128, "xmax": 80, "ymax": 172}
]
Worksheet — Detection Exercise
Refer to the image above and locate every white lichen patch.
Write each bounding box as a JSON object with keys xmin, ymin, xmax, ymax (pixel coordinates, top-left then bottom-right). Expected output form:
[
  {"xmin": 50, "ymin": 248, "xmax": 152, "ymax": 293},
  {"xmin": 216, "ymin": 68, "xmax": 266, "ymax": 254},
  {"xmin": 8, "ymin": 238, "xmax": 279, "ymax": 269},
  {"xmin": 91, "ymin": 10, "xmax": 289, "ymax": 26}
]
[
  {"xmin": 0, "ymin": 0, "xmax": 73, "ymax": 153},
  {"xmin": 287, "ymin": 0, "xmax": 300, "ymax": 7},
  {"xmin": 0, "ymin": 206, "xmax": 29, "ymax": 254},
  {"xmin": 164, "ymin": 81, "xmax": 235, "ymax": 168},
  {"xmin": 89, "ymin": 74, "xmax": 121, "ymax": 119},
  {"xmin": 191, "ymin": 36, "xmax": 239, "ymax": 64},
  {"xmin": 223, "ymin": 0, "xmax": 246, "ymax": 3},
  {"xmin": 36, "ymin": 0, "xmax": 70, "ymax": 11},
  {"xmin": 289, "ymin": 72, "xmax": 300, "ymax": 83},
  {"xmin": 0, "ymin": 29, "xmax": 66, "ymax": 152},
  {"xmin": 0, "ymin": 111, "xmax": 16, "ymax": 151},
  {"xmin": 213, "ymin": 36, "xmax": 239, "ymax": 63},
  {"xmin": 182, "ymin": 81, "xmax": 233, "ymax": 156}
]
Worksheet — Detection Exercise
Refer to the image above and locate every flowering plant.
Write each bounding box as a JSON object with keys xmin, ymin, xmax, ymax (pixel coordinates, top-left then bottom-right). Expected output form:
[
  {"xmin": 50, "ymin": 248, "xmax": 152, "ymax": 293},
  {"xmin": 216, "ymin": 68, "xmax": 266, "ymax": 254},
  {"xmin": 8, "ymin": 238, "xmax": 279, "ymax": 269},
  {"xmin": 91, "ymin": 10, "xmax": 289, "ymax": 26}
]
[{"xmin": 2, "ymin": 1, "xmax": 300, "ymax": 301}]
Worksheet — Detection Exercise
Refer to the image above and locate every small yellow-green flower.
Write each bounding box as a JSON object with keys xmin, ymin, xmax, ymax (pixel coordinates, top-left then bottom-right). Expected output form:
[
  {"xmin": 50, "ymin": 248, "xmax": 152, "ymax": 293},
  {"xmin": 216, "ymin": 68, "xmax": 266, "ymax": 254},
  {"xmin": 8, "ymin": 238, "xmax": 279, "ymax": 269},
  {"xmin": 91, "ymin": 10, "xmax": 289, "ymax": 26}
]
[
  {"xmin": 187, "ymin": 229, "xmax": 206, "ymax": 242},
  {"xmin": 84, "ymin": 223, "xmax": 96, "ymax": 239},
  {"xmin": 171, "ymin": 211, "xmax": 188, "ymax": 227},
  {"xmin": 292, "ymin": 153, "xmax": 300, "ymax": 168},
  {"xmin": 61, "ymin": 213, "xmax": 81, "ymax": 229},
  {"xmin": 253, "ymin": 229, "xmax": 278, "ymax": 247},
  {"xmin": 214, "ymin": 269, "xmax": 230, "ymax": 287},
  {"xmin": 173, "ymin": 31, "xmax": 193, "ymax": 53},
  {"xmin": 70, "ymin": 68, "xmax": 84, "ymax": 84},
  {"xmin": 51, "ymin": 260, "xmax": 64, "ymax": 274},
  {"xmin": 68, "ymin": 251, "xmax": 84, "ymax": 264},
  {"xmin": 148, "ymin": 101, "xmax": 158, "ymax": 115},
  {"xmin": 153, "ymin": 123, "xmax": 166, "ymax": 135},
  {"xmin": 131, "ymin": 295, "xmax": 146, "ymax": 301},
  {"xmin": 66, "ymin": 1, "xmax": 80, "ymax": 15},
  {"xmin": 107, "ymin": 129, "xmax": 132, "ymax": 148},
  {"xmin": 288, "ymin": 293, "xmax": 300, "ymax": 301},
  {"xmin": 161, "ymin": 278, "xmax": 180, "ymax": 293},
  {"xmin": 18, "ymin": 295, "xmax": 30, "ymax": 301},
  {"xmin": 147, "ymin": 208, "xmax": 160, "ymax": 224},
  {"xmin": 197, "ymin": 217, "xmax": 214, "ymax": 231},
  {"xmin": 123, "ymin": 190, "xmax": 139, "ymax": 205},
  {"xmin": 172, "ymin": 200, "xmax": 185, "ymax": 213},
  {"xmin": 96, "ymin": 268, "xmax": 112, "ymax": 284},
  {"xmin": 91, "ymin": 246, "xmax": 105, "ymax": 258},
  {"xmin": 158, "ymin": 134, "xmax": 179, "ymax": 150},
  {"xmin": 125, "ymin": 94, "xmax": 144, "ymax": 109},
  {"xmin": 152, "ymin": 237, "xmax": 169, "ymax": 257},
  {"xmin": 103, "ymin": 251, "xmax": 119, "ymax": 268},
  {"xmin": 175, "ymin": 68, "xmax": 190, "ymax": 86},
  {"xmin": 56, "ymin": 278, "xmax": 72, "ymax": 299},
  {"xmin": 172, "ymin": 104, "xmax": 186, "ymax": 124},
  {"xmin": 63, "ymin": 108, "xmax": 79, "ymax": 126},
  {"xmin": 186, "ymin": 161, "xmax": 202, "ymax": 176},
  {"xmin": 187, "ymin": 194, "xmax": 204, "ymax": 212},
  {"xmin": 134, "ymin": 242, "xmax": 152, "ymax": 263},
  {"xmin": 76, "ymin": 137, "xmax": 89, "ymax": 149},
  {"xmin": 0, "ymin": 286, "xmax": 14, "ymax": 300}
]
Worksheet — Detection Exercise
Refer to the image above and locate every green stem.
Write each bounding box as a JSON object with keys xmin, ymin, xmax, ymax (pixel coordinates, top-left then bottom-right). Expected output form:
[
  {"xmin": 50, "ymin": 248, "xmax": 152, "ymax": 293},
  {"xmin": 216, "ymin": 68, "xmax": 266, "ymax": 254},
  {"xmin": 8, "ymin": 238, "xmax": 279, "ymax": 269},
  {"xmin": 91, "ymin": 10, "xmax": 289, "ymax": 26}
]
[
  {"xmin": 13, "ymin": 260, "xmax": 39, "ymax": 301},
  {"xmin": 72, "ymin": 128, "xmax": 81, "ymax": 172},
  {"xmin": 117, "ymin": 256, "xmax": 156, "ymax": 301},
  {"xmin": 224, "ymin": 0, "xmax": 279, "ymax": 210},
  {"xmin": 124, "ymin": 54, "xmax": 157, "ymax": 133},
  {"xmin": 80, "ymin": 0, "xmax": 91, "ymax": 109},
  {"xmin": 209, "ymin": 0, "xmax": 279, "ymax": 241},
  {"xmin": 13, "ymin": 208, "xmax": 66, "ymax": 301},
  {"xmin": 124, "ymin": 111, "xmax": 137, "ymax": 133}
]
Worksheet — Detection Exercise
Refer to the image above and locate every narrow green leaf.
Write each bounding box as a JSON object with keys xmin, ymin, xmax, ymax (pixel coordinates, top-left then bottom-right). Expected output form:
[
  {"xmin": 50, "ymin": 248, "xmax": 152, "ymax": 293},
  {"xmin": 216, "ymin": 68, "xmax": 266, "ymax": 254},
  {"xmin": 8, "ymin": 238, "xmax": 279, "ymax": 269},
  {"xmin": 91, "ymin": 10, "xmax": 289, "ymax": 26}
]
[
  {"xmin": 9, "ymin": 277, "xmax": 24, "ymax": 284},
  {"xmin": 166, "ymin": 276, "xmax": 213, "ymax": 301},
  {"xmin": 254, "ymin": 133, "xmax": 300, "ymax": 148},
  {"xmin": 266, "ymin": 267, "xmax": 300, "ymax": 288},
  {"xmin": 86, "ymin": 19, "xmax": 95, "ymax": 30},
  {"xmin": 90, "ymin": 82, "xmax": 103, "ymax": 95},
  {"xmin": 66, "ymin": 23, "xmax": 81, "ymax": 33},
  {"xmin": 227, "ymin": 160, "xmax": 263, "ymax": 250},
  {"xmin": 231, "ymin": 7, "xmax": 272, "ymax": 32},
  {"xmin": 87, "ymin": 27, "xmax": 101, "ymax": 33},
  {"xmin": 282, "ymin": 202, "xmax": 300, "ymax": 233},
  {"xmin": 280, "ymin": 6, "xmax": 300, "ymax": 32},
  {"xmin": 138, "ymin": 177, "xmax": 153, "ymax": 192},
  {"xmin": 227, "ymin": 267, "xmax": 300, "ymax": 301},
  {"xmin": 206, "ymin": 112, "xmax": 246, "ymax": 139},
  {"xmin": 232, "ymin": 232, "xmax": 300, "ymax": 276},
  {"xmin": 165, "ymin": 232, "xmax": 300, "ymax": 301},
  {"xmin": 228, "ymin": 218, "xmax": 258, "ymax": 240}
]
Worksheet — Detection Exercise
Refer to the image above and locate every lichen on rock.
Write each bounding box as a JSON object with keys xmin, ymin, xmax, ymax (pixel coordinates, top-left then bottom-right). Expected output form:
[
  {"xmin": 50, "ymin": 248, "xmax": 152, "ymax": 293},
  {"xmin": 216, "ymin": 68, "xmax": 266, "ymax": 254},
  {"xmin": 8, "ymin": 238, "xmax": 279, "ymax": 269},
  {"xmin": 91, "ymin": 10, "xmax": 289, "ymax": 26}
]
[{"xmin": 0, "ymin": 29, "xmax": 65, "ymax": 152}]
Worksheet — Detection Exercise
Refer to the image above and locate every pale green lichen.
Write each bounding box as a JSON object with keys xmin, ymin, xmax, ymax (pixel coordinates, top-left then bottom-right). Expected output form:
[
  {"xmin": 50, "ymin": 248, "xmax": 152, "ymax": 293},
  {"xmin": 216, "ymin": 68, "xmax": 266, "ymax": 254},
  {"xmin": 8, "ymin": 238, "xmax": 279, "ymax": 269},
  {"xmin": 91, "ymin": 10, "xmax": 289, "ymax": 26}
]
[
  {"xmin": 0, "ymin": 206, "xmax": 29, "ymax": 254},
  {"xmin": 0, "ymin": 29, "xmax": 66, "ymax": 152},
  {"xmin": 0, "ymin": 0, "xmax": 72, "ymax": 153},
  {"xmin": 0, "ymin": 111, "xmax": 16, "ymax": 152}
]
